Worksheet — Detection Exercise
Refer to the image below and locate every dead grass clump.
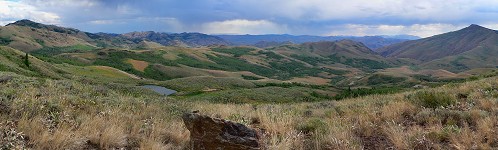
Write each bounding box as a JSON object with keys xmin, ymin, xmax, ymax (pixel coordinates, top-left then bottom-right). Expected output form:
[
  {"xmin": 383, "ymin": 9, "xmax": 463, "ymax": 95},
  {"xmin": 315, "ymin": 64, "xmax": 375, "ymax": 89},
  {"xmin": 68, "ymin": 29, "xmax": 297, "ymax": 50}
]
[
  {"xmin": 449, "ymin": 127, "xmax": 477, "ymax": 149},
  {"xmin": 474, "ymin": 117, "xmax": 498, "ymax": 148},
  {"xmin": 380, "ymin": 101, "xmax": 418, "ymax": 124},
  {"xmin": 382, "ymin": 121, "xmax": 409, "ymax": 149},
  {"xmin": 143, "ymin": 121, "xmax": 190, "ymax": 147},
  {"xmin": 353, "ymin": 115, "xmax": 394, "ymax": 150},
  {"xmin": 476, "ymin": 98, "xmax": 496, "ymax": 112},
  {"xmin": 266, "ymin": 131, "xmax": 305, "ymax": 150},
  {"xmin": 78, "ymin": 117, "xmax": 128, "ymax": 149},
  {"xmin": 17, "ymin": 117, "xmax": 85, "ymax": 149}
]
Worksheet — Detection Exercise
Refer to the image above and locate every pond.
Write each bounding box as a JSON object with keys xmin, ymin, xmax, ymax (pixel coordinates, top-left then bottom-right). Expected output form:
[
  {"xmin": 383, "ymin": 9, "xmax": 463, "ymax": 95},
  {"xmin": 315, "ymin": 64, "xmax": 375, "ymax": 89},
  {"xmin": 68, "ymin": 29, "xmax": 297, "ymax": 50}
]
[{"xmin": 140, "ymin": 85, "xmax": 177, "ymax": 96}]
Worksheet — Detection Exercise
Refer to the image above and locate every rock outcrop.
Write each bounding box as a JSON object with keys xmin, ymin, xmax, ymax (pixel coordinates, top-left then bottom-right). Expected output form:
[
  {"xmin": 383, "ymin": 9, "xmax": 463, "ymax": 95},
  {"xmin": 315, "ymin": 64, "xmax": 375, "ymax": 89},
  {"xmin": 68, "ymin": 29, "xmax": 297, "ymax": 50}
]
[
  {"xmin": 0, "ymin": 76, "xmax": 12, "ymax": 83},
  {"xmin": 182, "ymin": 112, "xmax": 262, "ymax": 150}
]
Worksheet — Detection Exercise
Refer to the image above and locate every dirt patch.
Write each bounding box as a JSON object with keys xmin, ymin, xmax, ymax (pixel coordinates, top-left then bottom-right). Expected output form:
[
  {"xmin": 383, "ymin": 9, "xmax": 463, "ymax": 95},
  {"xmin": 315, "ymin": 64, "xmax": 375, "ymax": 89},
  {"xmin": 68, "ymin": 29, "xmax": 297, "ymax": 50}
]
[
  {"xmin": 126, "ymin": 59, "xmax": 149, "ymax": 72},
  {"xmin": 202, "ymin": 88, "xmax": 219, "ymax": 92},
  {"xmin": 419, "ymin": 69, "xmax": 458, "ymax": 78},
  {"xmin": 93, "ymin": 66, "xmax": 140, "ymax": 79},
  {"xmin": 162, "ymin": 53, "xmax": 179, "ymax": 60},
  {"xmin": 382, "ymin": 66, "xmax": 416, "ymax": 75}
]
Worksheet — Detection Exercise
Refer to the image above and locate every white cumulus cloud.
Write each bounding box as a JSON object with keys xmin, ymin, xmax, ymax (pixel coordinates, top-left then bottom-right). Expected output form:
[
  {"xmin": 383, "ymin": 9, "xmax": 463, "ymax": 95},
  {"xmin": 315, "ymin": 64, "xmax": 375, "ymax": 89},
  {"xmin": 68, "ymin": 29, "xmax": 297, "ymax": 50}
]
[{"xmin": 0, "ymin": 0, "xmax": 60, "ymax": 25}]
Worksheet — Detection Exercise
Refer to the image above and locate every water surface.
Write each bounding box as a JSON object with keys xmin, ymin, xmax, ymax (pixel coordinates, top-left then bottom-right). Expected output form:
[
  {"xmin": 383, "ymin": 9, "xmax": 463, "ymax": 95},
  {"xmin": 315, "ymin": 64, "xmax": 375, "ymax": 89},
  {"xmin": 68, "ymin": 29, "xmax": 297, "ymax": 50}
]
[{"xmin": 141, "ymin": 85, "xmax": 177, "ymax": 96}]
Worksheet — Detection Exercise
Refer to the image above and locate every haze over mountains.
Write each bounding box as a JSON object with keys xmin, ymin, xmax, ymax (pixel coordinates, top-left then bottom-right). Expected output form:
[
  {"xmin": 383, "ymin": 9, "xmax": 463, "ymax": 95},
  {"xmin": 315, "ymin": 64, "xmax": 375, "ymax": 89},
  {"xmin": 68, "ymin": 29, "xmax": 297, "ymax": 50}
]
[{"xmin": 217, "ymin": 34, "xmax": 419, "ymax": 49}]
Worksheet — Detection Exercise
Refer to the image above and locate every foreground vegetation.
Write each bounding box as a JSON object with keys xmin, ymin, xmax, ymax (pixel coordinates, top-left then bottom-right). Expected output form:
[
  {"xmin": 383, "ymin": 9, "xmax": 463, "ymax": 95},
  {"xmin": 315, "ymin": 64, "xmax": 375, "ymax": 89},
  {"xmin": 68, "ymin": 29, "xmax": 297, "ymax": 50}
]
[{"xmin": 1, "ymin": 70, "xmax": 497, "ymax": 149}]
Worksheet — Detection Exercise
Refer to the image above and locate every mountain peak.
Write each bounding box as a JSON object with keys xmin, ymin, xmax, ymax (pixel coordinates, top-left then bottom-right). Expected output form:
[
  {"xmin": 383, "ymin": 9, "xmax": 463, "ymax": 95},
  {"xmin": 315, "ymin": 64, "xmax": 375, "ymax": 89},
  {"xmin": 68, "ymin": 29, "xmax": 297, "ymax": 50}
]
[
  {"xmin": 6, "ymin": 19, "xmax": 41, "ymax": 27},
  {"xmin": 378, "ymin": 24, "xmax": 498, "ymax": 63},
  {"xmin": 463, "ymin": 24, "xmax": 491, "ymax": 31}
]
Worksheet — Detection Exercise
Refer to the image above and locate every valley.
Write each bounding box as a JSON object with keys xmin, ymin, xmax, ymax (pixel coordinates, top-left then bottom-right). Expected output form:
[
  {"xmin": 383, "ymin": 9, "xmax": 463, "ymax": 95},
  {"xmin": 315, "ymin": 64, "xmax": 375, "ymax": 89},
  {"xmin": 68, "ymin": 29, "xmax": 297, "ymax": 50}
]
[{"xmin": 1, "ymin": 20, "xmax": 498, "ymax": 149}]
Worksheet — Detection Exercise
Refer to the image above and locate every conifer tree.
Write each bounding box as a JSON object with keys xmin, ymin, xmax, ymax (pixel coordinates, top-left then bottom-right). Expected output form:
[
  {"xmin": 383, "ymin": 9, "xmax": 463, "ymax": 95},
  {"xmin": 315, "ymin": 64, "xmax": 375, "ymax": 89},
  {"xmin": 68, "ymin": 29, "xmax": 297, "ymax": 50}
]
[{"xmin": 24, "ymin": 53, "xmax": 30, "ymax": 67}]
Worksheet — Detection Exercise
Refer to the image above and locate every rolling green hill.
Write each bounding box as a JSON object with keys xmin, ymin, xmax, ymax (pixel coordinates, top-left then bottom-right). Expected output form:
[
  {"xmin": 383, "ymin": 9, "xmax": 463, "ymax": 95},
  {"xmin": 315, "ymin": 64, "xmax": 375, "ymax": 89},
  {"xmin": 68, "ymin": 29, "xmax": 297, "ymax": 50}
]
[
  {"xmin": 2, "ymin": 20, "xmax": 496, "ymax": 90},
  {"xmin": 268, "ymin": 40, "xmax": 395, "ymax": 72}
]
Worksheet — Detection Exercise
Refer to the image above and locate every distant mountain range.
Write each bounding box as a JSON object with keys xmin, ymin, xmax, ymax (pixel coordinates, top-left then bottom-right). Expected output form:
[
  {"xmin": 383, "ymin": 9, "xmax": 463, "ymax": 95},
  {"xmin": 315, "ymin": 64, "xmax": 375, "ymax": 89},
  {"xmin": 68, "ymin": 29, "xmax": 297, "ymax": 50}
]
[
  {"xmin": 216, "ymin": 34, "xmax": 419, "ymax": 49},
  {"xmin": 1, "ymin": 20, "xmax": 418, "ymax": 50},
  {"xmin": 120, "ymin": 31, "xmax": 229, "ymax": 47},
  {"xmin": 2, "ymin": 20, "xmax": 229, "ymax": 49},
  {"xmin": 2, "ymin": 19, "xmax": 498, "ymax": 91},
  {"xmin": 2, "ymin": 19, "xmax": 498, "ymax": 76}
]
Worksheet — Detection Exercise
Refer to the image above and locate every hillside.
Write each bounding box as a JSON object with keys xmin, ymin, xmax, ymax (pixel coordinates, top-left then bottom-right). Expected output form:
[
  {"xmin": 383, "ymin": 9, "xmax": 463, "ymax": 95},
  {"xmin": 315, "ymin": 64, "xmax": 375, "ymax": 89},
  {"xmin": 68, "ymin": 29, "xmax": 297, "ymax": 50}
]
[
  {"xmin": 3, "ymin": 20, "xmax": 491, "ymax": 89},
  {"xmin": 217, "ymin": 34, "xmax": 416, "ymax": 49},
  {"xmin": 0, "ymin": 46, "xmax": 66, "ymax": 78},
  {"xmin": 121, "ymin": 32, "xmax": 230, "ymax": 47},
  {"xmin": 379, "ymin": 24, "xmax": 497, "ymax": 61},
  {"xmin": 378, "ymin": 24, "xmax": 498, "ymax": 72},
  {"xmin": 268, "ymin": 40, "xmax": 394, "ymax": 72},
  {"xmin": 0, "ymin": 20, "xmax": 94, "ymax": 52},
  {"xmin": 0, "ymin": 20, "xmax": 230, "ymax": 50},
  {"xmin": 1, "ymin": 66, "xmax": 497, "ymax": 149}
]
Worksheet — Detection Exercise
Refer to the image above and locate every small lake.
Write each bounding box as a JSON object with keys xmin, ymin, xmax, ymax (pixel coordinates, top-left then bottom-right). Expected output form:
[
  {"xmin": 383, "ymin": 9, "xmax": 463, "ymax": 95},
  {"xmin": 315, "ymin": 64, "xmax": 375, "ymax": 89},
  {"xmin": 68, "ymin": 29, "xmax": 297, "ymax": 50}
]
[{"xmin": 140, "ymin": 85, "xmax": 177, "ymax": 96}]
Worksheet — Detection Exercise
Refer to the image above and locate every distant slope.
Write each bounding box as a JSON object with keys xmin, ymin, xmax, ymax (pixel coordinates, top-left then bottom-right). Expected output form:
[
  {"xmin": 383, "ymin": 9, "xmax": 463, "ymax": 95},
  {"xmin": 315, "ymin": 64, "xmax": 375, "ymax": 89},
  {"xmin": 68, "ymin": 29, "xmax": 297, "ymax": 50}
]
[
  {"xmin": 0, "ymin": 20, "xmax": 231, "ymax": 50},
  {"xmin": 269, "ymin": 40, "xmax": 394, "ymax": 71},
  {"xmin": 0, "ymin": 20, "xmax": 95, "ymax": 51},
  {"xmin": 253, "ymin": 41, "xmax": 293, "ymax": 48},
  {"xmin": 378, "ymin": 24, "xmax": 498, "ymax": 72},
  {"xmin": 121, "ymin": 31, "xmax": 230, "ymax": 47},
  {"xmin": 378, "ymin": 24, "xmax": 498, "ymax": 61},
  {"xmin": 216, "ymin": 34, "xmax": 417, "ymax": 49}
]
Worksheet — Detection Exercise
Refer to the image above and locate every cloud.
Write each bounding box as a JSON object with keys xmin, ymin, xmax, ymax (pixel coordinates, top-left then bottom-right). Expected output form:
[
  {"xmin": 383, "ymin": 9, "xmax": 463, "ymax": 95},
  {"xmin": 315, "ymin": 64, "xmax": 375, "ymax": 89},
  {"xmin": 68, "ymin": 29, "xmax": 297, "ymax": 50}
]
[
  {"xmin": 201, "ymin": 19, "xmax": 287, "ymax": 34},
  {"xmin": 82, "ymin": 17, "xmax": 184, "ymax": 33},
  {"xmin": 0, "ymin": 0, "xmax": 60, "ymax": 25},
  {"xmin": 326, "ymin": 24, "xmax": 465, "ymax": 38},
  {"xmin": 230, "ymin": 0, "xmax": 498, "ymax": 24},
  {"xmin": 3, "ymin": 0, "xmax": 498, "ymax": 36}
]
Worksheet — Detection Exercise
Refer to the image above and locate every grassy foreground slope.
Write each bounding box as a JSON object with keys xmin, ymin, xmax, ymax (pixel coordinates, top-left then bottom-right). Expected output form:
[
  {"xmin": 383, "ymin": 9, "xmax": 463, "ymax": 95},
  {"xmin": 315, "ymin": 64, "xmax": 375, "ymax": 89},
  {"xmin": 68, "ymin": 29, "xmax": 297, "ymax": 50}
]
[{"xmin": 1, "ymin": 70, "xmax": 497, "ymax": 149}]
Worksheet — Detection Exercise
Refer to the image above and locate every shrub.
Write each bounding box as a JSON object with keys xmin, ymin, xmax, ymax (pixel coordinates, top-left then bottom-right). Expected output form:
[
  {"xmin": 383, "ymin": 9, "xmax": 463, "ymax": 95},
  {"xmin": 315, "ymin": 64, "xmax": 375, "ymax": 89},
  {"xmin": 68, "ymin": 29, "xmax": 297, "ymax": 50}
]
[
  {"xmin": 367, "ymin": 74, "xmax": 406, "ymax": 85},
  {"xmin": 334, "ymin": 87, "xmax": 403, "ymax": 100},
  {"xmin": 0, "ymin": 37, "xmax": 12, "ymax": 46},
  {"xmin": 212, "ymin": 47, "xmax": 255, "ymax": 57},
  {"xmin": 410, "ymin": 91, "xmax": 456, "ymax": 108},
  {"xmin": 241, "ymin": 75, "xmax": 263, "ymax": 80},
  {"xmin": 296, "ymin": 118, "xmax": 328, "ymax": 134}
]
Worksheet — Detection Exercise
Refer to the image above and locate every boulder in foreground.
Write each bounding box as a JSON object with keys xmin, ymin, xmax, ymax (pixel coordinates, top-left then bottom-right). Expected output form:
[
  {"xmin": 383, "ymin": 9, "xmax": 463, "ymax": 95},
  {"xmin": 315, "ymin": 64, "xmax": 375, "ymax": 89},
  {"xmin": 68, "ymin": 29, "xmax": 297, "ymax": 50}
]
[{"xmin": 182, "ymin": 111, "xmax": 262, "ymax": 150}]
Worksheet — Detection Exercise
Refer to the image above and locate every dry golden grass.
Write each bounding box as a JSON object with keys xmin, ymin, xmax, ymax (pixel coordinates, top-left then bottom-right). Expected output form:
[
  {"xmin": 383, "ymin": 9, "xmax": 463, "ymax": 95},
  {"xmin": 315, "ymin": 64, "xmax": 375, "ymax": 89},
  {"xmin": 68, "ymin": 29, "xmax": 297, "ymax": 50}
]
[
  {"xmin": 287, "ymin": 76, "xmax": 331, "ymax": 85},
  {"xmin": 1, "ymin": 71, "xmax": 497, "ymax": 149},
  {"xmin": 126, "ymin": 59, "xmax": 149, "ymax": 72}
]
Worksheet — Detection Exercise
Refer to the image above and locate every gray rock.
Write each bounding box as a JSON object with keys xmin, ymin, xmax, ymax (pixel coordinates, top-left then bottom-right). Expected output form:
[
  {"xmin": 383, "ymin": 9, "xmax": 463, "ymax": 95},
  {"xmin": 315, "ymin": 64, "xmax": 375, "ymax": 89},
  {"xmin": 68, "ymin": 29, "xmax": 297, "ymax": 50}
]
[{"xmin": 182, "ymin": 112, "xmax": 262, "ymax": 150}]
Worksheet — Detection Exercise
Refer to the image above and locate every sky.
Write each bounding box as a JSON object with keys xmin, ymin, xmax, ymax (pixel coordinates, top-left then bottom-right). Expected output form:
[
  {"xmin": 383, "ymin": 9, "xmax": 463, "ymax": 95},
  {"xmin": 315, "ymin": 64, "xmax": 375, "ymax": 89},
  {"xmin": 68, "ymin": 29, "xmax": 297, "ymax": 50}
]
[{"xmin": 1, "ymin": 0, "xmax": 498, "ymax": 37}]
